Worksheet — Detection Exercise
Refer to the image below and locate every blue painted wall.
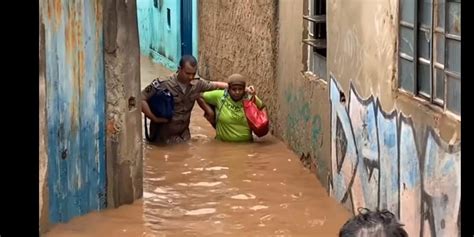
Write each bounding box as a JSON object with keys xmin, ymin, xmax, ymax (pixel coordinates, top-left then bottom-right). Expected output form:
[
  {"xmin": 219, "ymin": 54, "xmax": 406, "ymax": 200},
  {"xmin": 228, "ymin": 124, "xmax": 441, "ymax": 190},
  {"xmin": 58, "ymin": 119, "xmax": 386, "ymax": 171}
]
[
  {"xmin": 41, "ymin": 0, "xmax": 107, "ymax": 223},
  {"xmin": 137, "ymin": 0, "xmax": 198, "ymax": 70}
]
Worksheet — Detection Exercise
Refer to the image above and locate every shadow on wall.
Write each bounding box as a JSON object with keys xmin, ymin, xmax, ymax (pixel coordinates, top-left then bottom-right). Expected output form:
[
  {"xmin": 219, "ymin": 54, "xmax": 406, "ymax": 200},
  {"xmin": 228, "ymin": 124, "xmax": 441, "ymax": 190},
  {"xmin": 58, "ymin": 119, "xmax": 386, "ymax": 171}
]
[{"xmin": 329, "ymin": 76, "xmax": 460, "ymax": 237}]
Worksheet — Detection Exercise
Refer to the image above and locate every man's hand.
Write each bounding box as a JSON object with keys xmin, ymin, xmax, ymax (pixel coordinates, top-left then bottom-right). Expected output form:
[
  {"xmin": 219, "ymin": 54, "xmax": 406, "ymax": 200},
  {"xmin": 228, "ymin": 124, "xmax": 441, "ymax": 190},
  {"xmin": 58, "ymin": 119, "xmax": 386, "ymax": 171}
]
[{"xmin": 204, "ymin": 112, "xmax": 215, "ymax": 125}]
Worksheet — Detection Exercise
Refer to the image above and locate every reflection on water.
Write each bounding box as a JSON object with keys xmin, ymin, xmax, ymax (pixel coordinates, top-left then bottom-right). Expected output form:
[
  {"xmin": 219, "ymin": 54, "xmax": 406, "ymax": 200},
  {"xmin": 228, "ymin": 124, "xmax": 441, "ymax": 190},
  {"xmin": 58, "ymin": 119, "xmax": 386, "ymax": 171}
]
[
  {"xmin": 44, "ymin": 58, "xmax": 350, "ymax": 237},
  {"xmin": 45, "ymin": 105, "xmax": 350, "ymax": 237}
]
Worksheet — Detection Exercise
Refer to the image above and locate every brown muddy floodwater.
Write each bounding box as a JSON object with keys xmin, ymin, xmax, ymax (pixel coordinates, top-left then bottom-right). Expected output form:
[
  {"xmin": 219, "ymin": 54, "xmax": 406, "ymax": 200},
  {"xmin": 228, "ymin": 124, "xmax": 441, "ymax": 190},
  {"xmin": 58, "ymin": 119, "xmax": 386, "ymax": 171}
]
[{"xmin": 44, "ymin": 58, "xmax": 351, "ymax": 237}]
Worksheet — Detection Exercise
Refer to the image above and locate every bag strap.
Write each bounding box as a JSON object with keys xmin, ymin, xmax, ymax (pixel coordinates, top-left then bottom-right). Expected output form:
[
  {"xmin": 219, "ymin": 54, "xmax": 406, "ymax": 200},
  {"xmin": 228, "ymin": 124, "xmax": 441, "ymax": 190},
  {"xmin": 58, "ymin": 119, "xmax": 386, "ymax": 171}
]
[
  {"xmin": 144, "ymin": 116, "xmax": 158, "ymax": 142},
  {"xmin": 215, "ymin": 90, "xmax": 229, "ymax": 124},
  {"xmin": 215, "ymin": 91, "xmax": 255, "ymax": 123},
  {"xmin": 245, "ymin": 94, "xmax": 256, "ymax": 103}
]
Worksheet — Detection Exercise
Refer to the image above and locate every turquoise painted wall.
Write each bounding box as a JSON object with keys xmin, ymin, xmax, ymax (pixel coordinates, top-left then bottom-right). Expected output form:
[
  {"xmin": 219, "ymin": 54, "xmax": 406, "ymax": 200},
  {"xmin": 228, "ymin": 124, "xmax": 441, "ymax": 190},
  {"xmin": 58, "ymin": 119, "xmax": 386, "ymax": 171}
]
[
  {"xmin": 137, "ymin": 0, "xmax": 153, "ymax": 56},
  {"xmin": 137, "ymin": 0, "xmax": 198, "ymax": 71},
  {"xmin": 150, "ymin": 0, "xmax": 181, "ymax": 70}
]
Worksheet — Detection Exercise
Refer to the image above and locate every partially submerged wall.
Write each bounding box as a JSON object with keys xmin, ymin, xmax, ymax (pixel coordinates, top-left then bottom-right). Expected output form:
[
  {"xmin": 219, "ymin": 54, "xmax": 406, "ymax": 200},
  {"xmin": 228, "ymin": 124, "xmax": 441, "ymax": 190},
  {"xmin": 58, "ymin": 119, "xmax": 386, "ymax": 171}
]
[
  {"xmin": 39, "ymin": 0, "xmax": 143, "ymax": 232},
  {"xmin": 41, "ymin": 0, "xmax": 108, "ymax": 225},
  {"xmin": 199, "ymin": 0, "xmax": 461, "ymax": 235},
  {"xmin": 104, "ymin": 0, "xmax": 144, "ymax": 207},
  {"xmin": 273, "ymin": 0, "xmax": 331, "ymax": 182},
  {"xmin": 198, "ymin": 0, "xmax": 279, "ymax": 127}
]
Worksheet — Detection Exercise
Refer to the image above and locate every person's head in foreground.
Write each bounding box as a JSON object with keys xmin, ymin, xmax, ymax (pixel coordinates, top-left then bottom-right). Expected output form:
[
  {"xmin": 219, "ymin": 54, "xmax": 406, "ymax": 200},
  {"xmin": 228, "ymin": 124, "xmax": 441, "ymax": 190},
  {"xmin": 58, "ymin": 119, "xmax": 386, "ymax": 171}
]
[{"xmin": 339, "ymin": 208, "xmax": 408, "ymax": 237}]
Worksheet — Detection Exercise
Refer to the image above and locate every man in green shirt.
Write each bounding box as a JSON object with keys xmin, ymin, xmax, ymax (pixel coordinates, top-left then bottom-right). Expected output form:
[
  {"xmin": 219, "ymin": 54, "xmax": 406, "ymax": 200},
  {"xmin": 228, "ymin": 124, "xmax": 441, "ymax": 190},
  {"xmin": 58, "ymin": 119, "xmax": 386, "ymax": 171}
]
[{"xmin": 201, "ymin": 74, "xmax": 265, "ymax": 142}]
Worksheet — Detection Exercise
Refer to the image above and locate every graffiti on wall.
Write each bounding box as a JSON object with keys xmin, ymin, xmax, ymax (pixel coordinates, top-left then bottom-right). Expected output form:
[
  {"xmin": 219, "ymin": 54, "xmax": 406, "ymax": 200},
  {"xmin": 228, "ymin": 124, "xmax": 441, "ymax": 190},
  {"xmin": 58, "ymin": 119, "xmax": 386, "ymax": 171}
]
[
  {"xmin": 329, "ymin": 77, "xmax": 460, "ymax": 237},
  {"xmin": 284, "ymin": 89, "xmax": 325, "ymax": 176}
]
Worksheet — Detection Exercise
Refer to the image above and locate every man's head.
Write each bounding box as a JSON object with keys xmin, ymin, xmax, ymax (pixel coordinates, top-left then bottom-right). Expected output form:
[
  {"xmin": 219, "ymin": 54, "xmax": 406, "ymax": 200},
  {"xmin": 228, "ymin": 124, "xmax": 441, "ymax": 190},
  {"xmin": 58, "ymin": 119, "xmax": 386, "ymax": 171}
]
[
  {"xmin": 177, "ymin": 55, "xmax": 198, "ymax": 84},
  {"xmin": 226, "ymin": 73, "xmax": 247, "ymax": 101},
  {"xmin": 339, "ymin": 208, "xmax": 408, "ymax": 237}
]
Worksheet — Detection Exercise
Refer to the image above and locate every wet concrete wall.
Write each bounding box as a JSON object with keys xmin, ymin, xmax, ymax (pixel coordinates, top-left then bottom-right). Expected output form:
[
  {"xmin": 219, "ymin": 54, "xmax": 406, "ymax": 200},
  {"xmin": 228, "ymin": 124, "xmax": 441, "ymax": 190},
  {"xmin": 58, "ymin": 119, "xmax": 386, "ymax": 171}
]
[
  {"xmin": 199, "ymin": 0, "xmax": 461, "ymax": 236},
  {"xmin": 197, "ymin": 0, "xmax": 279, "ymax": 127},
  {"xmin": 104, "ymin": 0, "xmax": 143, "ymax": 208},
  {"xmin": 278, "ymin": 0, "xmax": 334, "ymax": 185}
]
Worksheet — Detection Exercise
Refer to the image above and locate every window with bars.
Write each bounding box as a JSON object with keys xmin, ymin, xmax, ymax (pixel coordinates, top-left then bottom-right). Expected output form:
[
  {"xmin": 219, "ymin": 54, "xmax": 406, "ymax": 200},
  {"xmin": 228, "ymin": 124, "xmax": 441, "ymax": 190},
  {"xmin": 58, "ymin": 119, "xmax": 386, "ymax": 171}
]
[
  {"xmin": 398, "ymin": 0, "xmax": 461, "ymax": 116},
  {"xmin": 303, "ymin": 0, "xmax": 327, "ymax": 80}
]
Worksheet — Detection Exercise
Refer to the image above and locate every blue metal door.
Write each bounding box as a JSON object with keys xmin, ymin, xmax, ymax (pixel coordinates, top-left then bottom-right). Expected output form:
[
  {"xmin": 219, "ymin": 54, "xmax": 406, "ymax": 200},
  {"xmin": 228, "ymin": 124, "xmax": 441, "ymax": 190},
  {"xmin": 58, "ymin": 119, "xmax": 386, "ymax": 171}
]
[
  {"xmin": 42, "ymin": 0, "xmax": 107, "ymax": 223},
  {"xmin": 180, "ymin": 0, "xmax": 193, "ymax": 56}
]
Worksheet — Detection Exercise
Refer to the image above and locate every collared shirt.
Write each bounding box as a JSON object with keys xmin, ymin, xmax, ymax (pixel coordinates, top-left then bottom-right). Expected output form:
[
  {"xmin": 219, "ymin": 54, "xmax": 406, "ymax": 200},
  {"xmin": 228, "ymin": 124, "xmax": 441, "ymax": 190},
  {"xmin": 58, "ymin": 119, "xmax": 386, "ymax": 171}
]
[{"xmin": 142, "ymin": 74, "xmax": 218, "ymax": 143}]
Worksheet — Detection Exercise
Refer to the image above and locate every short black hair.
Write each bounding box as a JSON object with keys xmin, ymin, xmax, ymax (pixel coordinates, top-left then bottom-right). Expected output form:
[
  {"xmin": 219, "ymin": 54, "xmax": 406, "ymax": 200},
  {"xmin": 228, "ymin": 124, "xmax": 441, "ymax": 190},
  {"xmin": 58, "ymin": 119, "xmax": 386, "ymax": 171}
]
[
  {"xmin": 339, "ymin": 208, "xmax": 408, "ymax": 237},
  {"xmin": 179, "ymin": 55, "xmax": 197, "ymax": 68}
]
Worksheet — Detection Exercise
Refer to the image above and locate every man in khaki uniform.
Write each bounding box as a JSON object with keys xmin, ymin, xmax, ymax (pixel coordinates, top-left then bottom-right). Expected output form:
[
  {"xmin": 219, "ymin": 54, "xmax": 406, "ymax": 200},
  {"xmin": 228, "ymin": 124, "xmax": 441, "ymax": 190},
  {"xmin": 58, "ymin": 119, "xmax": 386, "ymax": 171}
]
[{"xmin": 141, "ymin": 55, "xmax": 230, "ymax": 144}]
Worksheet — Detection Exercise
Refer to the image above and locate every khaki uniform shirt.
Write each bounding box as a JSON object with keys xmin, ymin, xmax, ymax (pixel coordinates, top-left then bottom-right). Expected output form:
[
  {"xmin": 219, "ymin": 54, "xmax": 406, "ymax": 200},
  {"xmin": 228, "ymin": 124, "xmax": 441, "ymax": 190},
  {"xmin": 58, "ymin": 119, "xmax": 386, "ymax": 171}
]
[{"xmin": 142, "ymin": 74, "xmax": 218, "ymax": 144}]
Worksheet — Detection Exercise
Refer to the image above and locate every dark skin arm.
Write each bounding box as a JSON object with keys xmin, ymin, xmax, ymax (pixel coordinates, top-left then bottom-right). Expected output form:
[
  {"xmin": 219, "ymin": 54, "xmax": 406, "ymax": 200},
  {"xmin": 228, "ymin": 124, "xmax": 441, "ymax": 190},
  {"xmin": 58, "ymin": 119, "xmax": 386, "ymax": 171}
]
[
  {"xmin": 141, "ymin": 80, "xmax": 170, "ymax": 123},
  {"xmin": 196, "ymin": 96, "xmax": 215, "ymax": 126},
  {"xmin": 141, "ymin": 100, "xmax": 169, "ymax": 123}
]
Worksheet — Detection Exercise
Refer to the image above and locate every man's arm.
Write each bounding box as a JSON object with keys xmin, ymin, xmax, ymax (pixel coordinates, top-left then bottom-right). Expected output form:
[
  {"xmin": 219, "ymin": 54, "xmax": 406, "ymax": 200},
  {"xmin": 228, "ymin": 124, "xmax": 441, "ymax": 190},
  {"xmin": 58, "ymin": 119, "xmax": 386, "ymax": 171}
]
[
  {"xmin": 196, "ymin": 96, "xmax": 215, "ymax": 126},
  {"xmin": 202, "ymin": 80, "xmax": 255, "ymax": 93},
  {"xmin": 141, "ymin": 82, "xmax": 169, "ymax": 123},
  {"xmin": 210, "ymin": 81, "xmax": 228, "ymax": 90},
  {"xmin": 197, "ymin": 96, "xmax": 214, "ymax": 115},
  {"xmin": 141, "ymin": 100, "xmax": 169, "ymax": 123}
]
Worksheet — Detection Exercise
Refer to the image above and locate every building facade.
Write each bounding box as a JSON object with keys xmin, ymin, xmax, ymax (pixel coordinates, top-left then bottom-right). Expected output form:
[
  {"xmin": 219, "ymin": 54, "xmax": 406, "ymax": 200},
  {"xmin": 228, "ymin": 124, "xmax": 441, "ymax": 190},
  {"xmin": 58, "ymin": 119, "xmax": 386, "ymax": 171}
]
[{"xmin": 198, "ymin": 0, "xmax": 461, "ymax": 236}]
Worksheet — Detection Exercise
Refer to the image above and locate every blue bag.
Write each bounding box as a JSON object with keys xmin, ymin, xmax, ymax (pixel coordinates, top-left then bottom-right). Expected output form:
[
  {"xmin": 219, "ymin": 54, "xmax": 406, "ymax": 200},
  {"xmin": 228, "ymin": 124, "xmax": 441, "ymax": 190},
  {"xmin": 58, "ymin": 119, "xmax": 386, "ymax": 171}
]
[
  {"xmin": 144, "ymin": 79, "xmax": 174, "ymax": 142},
  {"xmin": 148, "ymin": 80, "xmax": 174, "ymax": 120}
]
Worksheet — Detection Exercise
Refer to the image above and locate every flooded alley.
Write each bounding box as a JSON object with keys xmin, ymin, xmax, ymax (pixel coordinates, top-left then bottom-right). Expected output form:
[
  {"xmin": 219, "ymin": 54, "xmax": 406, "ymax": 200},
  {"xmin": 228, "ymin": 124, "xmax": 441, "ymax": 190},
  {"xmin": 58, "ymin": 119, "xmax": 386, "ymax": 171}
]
[
  {"xmin": 40, "ymin": 0, "xmax": 463, "ymax": 235},
  {"xmin": 44, "ymin": 57, "xmax": 350, "ymax": 237}
]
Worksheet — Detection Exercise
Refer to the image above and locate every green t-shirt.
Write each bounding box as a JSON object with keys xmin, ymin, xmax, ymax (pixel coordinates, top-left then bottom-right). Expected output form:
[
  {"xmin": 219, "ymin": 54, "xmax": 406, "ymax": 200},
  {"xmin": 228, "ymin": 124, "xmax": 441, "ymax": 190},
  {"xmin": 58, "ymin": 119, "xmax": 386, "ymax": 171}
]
[{"xmin": 202, "ymin": 90, "xmax": 265, "ymax": 142}]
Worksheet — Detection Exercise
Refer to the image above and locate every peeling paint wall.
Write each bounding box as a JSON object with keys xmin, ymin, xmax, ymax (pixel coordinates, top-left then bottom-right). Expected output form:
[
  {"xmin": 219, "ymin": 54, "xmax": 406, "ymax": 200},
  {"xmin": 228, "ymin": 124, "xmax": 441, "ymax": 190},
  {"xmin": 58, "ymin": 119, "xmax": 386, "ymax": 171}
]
[
  {"xmin": 104, "ymin": 0, "xmax": 143, "ymax": 207},
  {"xmin": 39, "ymin": 8, "xmax": 49, "ymax": 233},
  {"xmin": 40, "ymin": 0, "xmax": 143, "ymax": 231},
  {"xmin": 198, "ymin": 0, "xmax": 279, "ymax": 134},
  {"xmin": 41, "ymin": 0, "xmax": 108, "ymax": 224}
]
